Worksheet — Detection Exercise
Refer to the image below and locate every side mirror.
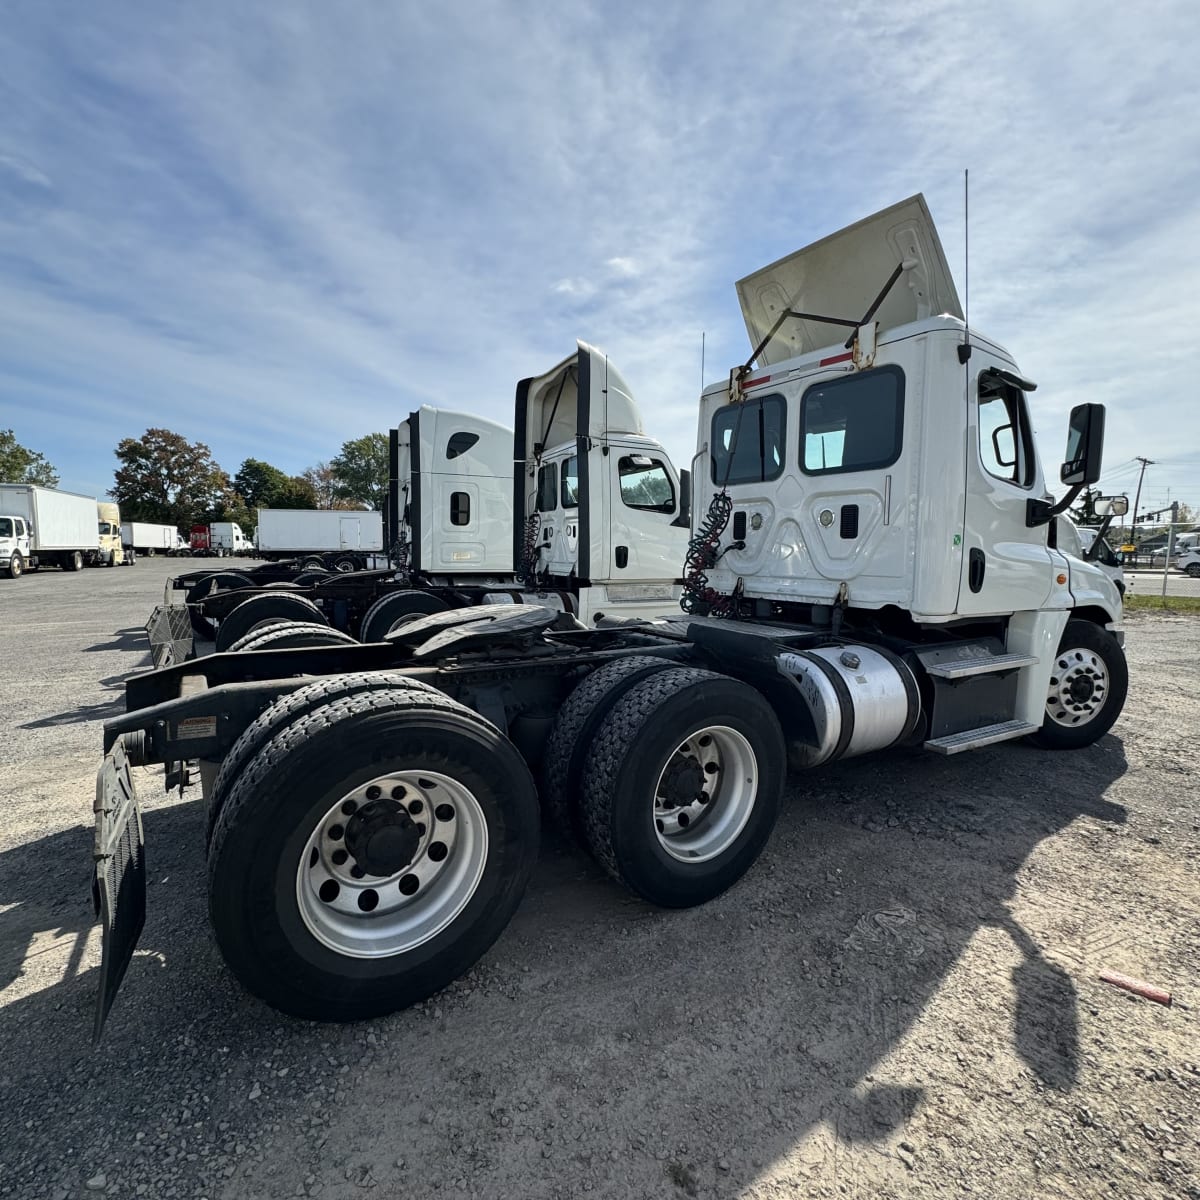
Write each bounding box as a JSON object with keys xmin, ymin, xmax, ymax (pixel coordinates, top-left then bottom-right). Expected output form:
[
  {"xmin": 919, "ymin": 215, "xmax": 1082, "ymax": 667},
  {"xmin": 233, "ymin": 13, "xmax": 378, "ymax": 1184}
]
[
  {"xmin": 1061, "ymin": 403, "xmax": 1105, "ymax": 486},
  {"xmin": 673, "ymin": 469, "xmax": 692, "ymax": 528},
  {"xmin": 1102, "ymin": 494, "xmax": 1129, "ymax": 517},
  {"xmin": 991, "ymin": 424, "xmax": 1017, "ymax": 469}
]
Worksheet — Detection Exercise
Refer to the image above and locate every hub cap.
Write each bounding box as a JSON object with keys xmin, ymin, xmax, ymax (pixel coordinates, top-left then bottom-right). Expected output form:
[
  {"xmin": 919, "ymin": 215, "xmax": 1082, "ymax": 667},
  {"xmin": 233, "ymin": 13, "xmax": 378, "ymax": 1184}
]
[
  {"xmin": 296, "ymin": 771, "xmax": 487, "ymax": 958},
  {"xmin": 1046, "ymin": 648, "xmax": 1109, "ymax": 727},
  {"xmin": 651, "ymin": 725, "xmax": 758, "ymax": 863}
]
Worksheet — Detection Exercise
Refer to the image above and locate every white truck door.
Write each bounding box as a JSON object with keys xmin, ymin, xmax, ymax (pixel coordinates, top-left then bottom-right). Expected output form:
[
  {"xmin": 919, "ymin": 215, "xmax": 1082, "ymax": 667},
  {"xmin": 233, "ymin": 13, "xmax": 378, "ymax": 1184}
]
[
  {"xmin": 534, "ymin": 450, "xmax": 576, "ymax": 576},
  {"xmin": 339, "ymin": 518, "xmax": 360, "ymax": 550},
  {"xmin": 956, "ymin": 362, "xmax": 1056, "ymax": 615},
  {"xmin": 602, "ymin": 444, "xmax": 686, "ymax": 581}
]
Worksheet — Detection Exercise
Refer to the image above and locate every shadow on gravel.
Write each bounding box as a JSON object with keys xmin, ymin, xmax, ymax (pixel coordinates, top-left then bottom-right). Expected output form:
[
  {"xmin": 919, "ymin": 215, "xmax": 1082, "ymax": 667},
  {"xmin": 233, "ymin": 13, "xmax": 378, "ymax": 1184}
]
[
  {"xmin": 82, "ymin": 628, "xmax": 149, "ymax": 654},
  {"xmin": 20, "ymin": 696, "xmax": 128, "ymax": 729},
  {"xmin": 0, "ymin": 735, "xmax": 1129, "ymax": 1198}
]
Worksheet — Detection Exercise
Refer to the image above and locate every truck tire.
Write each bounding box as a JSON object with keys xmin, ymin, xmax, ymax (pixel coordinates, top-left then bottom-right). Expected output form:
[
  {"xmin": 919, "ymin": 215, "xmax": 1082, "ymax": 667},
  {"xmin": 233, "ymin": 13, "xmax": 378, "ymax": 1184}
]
[
  {"xmin": 7, "ymin": 553, "xmax": 23, "ymax": 579},
  {"xmin": 232, "ymin": 622, "xmax": 359, "ymax": 653},
  {"xmin": 207, "ymin": 686, "xmax": 539, "ymax": 1020},
  {"xmin": 302, "ymin": 557, "xmax": 326, "ymax": 570},
  {"xmin": 332, "ymin": 554, "xmax": 359, "ymax": 573},
  {"xmin": 541, "ymin": 655, "xmax": 678, "ymax": 842},
  {"xmin": 205, "ymin": 673, "xmax": 443, "ymax": 846},
  {"xmin": 226, "ymin": 617, "xmax": 295, "ymax": 649},
  {"xmin": 293, "ymin": 570, "xmax": 331, "ymax": 586},
  {"xmin": 1186, "ymin": 563, "xmax": 1200, "ymax": 579},
  {"xmin": 1030, "ymin": 619, "xmax": 1128, "ymax": 750},
  {"xmin": 360, "ymin": 591, "xmax": 449, "ymax": 642},
  {"xmin": 66, "ymin": 551, "xmax": 83, "ymax": 572},
  {"xmin": 580, "ymin": 668, "xmax": 785, "ymax": 908},
  {"xmin": 214, "ymin": 593, "xmax": 326, "ymax": 653}
]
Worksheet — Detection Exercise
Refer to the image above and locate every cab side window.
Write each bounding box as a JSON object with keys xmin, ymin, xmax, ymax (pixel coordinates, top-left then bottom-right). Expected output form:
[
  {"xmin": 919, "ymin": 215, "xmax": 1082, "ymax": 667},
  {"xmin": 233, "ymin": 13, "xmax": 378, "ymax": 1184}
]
[
  {"xmin": 536, "ymin": 464, "xmax": 557, "ymax": 512},
  {"xmin": 560, "ymin": 456, "xmax": 579, "ymax": 509},
  {"xmin": 619, "ymin": 455, "xmax": 675, "ymax": 513},
  {"xmin": 978, "ymin": 373, "xmax": 1035, "ymax": 487}
]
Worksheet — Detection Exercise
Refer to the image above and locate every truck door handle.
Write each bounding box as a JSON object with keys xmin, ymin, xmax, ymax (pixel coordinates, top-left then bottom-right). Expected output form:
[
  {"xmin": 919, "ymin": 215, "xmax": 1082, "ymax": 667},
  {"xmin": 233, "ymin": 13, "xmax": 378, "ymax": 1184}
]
[
  {"xmin": 969, "ymin": 548, "xmax": 986, "ymax": 593},
  {"xmin": 615, "ymin": 546, "xmax": 628, "ymax": 569}
]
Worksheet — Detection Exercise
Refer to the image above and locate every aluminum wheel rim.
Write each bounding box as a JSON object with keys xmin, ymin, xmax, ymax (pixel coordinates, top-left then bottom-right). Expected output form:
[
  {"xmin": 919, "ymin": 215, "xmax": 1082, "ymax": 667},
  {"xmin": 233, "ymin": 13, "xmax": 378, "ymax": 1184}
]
[
  {"xmin": 296, "ymin": 770, "xmax": 487, "ymax": 958},
  {"xmin": 1046, "ymin": 648, "xmax": 1110, "ymax": 727},
  {"xmin": 651, "ymin": 725, "xmax": 758, "ymax": 864}
]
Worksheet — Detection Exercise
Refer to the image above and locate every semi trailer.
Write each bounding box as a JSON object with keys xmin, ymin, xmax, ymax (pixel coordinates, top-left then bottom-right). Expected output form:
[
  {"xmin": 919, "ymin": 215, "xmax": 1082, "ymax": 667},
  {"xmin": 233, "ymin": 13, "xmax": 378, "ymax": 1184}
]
[
  {"xmin": 0, "ymin": 486, "xmax": 120, "ymax": 577},
  {"xmin": 92, "ymin": 196, "xmax": 1127, "ymax": 1037},
  {"xmin": 254, "ymin": 508, "xmax": 384, "ymax": 572},
  {"xmin": 165, "ymin": 348, "xmax": 690, "ymax": 655}
]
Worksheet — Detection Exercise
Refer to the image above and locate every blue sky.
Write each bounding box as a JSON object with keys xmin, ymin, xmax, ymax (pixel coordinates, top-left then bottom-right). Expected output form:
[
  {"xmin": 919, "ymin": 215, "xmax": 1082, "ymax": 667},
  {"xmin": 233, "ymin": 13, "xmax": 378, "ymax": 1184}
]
[{"xmin": 2, "ymin": 1, "xmax": 1199, "ymax": 519}]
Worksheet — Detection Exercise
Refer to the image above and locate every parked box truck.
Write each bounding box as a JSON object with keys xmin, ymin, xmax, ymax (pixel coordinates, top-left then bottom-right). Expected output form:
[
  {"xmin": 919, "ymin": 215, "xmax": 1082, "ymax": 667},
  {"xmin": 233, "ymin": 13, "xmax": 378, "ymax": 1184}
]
[
  {"xmin": 255, "ymin": 509, "xmax": 384, "ymax": 571},
  {"xmin": 0, "ymin": 485, "xmax": 111, "ymax": 577},
  {"xmin": 122, "ymin": 522, "xmax": 183, "ymax": 556}
]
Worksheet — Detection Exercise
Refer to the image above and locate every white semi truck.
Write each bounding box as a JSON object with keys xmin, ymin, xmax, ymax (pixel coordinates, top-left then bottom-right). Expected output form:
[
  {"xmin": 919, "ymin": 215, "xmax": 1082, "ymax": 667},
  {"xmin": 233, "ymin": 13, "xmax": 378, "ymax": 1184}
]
[
  {"xmin": 0, "ymin": 485, "xmax": 119, "ymax": 577},
  {"xmin": 93, "ymin": 196, "xmax": 1126, "ymax": 1035},
  {"xmin": 254, "ymin": 509, "xmax": 385, "ymax": 572},
  {"xmin": 174, "ymin": 347, "xmax": 691, "ymax": 653}
]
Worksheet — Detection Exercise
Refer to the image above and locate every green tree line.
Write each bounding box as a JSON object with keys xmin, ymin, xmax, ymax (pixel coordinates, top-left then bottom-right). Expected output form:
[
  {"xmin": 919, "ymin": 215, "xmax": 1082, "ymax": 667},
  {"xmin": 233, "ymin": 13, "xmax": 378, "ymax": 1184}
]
[
  {"xmin": 0, "ymin": 426, "xmax": 389, "ymax": 533},
  {"xmin": 112, "ymin": 429, "xmax": 389, "ymax": 531}
]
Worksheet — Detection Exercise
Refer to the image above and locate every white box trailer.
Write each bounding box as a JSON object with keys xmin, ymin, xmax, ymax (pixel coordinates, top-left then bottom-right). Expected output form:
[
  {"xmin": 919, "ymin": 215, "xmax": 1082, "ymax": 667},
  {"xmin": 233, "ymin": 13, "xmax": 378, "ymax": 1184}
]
[
  {"xmin": 255, "ymin": 509, "xmax": 383, "ymax": 570},
  {"xmin": 0, "ymin": 484, "xmax": 103, "ymax": 576},
  {"xmin": 121, "ymin": 521, "xmax": 180, "ymax": 555}
]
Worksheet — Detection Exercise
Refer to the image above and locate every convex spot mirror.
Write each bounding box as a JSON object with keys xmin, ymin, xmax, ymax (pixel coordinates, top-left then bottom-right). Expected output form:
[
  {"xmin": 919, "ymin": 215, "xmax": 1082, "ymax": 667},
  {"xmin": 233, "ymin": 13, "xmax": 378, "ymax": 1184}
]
[
  {"xmin": 1061, "ymin": 403, "xmax": 1106, "ymax": 486},
  {"xmin": 1094, "ymin": 495, "xmax": 1129, "ymax": 518}
]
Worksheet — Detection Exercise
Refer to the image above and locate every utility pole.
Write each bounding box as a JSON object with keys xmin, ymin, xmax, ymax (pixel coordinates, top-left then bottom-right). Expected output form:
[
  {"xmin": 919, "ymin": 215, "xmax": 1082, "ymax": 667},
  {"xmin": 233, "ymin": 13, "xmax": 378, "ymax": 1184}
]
[{"xmin": 1132, "ymin": 456, "xmax": 1155, "ymax": 530}]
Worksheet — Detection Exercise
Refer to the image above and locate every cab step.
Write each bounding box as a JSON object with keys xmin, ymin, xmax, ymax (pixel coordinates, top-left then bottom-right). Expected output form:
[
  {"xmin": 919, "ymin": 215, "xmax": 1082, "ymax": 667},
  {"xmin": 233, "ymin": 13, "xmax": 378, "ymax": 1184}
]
[
  {"xmin": 924, "ymin": 720, "xmax": 1039, "ymax": 755},
  {"xmin": 924, "ymin": 653, "xmax": 1038, "ymax": 679}
]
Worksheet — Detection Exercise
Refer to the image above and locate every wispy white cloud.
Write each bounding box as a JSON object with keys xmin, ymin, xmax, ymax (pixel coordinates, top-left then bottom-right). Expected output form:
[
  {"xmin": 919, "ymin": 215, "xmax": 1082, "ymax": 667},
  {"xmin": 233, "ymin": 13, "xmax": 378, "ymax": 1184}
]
[{"xmin": 0, "ymin": 1, "xmax": 1198, "ymax": 507}]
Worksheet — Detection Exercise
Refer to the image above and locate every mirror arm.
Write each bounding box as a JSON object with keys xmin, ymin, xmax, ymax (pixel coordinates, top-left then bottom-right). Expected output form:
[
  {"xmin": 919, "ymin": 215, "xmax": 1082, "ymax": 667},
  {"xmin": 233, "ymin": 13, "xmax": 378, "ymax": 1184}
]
[
  {"xmin": 1083, "ymin": 512, "xmax": 1116, "ymax": 561},
  {"xmin": 1027, "ymin": 483, "xmax": 1086, "ymax": 529}
]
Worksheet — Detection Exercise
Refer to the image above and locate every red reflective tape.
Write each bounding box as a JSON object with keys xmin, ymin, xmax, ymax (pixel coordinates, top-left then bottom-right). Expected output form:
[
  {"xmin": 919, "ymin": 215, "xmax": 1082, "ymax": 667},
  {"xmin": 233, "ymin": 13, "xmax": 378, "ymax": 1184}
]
[
  {"xmin": 819, "ymin": 351, "xmax": 853, "ymax": 366},
  {"xmin": 741, "ymin": 375, "xmax": 771, "ymax": 388}
]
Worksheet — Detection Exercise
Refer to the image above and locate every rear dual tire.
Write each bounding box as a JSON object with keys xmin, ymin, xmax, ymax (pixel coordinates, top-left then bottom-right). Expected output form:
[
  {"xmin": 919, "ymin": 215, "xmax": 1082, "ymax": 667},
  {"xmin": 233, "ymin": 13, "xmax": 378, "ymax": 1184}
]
[
  {"xmin": 207, "ymin": 680, "xmax": 539, "ymax": 1021},
  {"xmin": 576, "ymin": 667, "xmax": 786, "ymax": 908}
]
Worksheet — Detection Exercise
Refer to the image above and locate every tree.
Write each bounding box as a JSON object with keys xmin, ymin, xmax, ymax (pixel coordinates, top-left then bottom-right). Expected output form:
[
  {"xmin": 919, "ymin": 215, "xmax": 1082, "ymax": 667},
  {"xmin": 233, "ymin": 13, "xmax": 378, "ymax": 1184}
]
[
  {"xmin": 112, "ymin": 428, "xmax": 230, "ymax": 530},
  {"xmin": 330, "ymin": 434, "xmax": 388, "ymax": 509},
  {"xmin": 233, "ymin": 458, "xmax": 291, "ymax": 509},
  {"xmin": 302, "ymin": 462, "xmax": 339, "ymax": 509},
  {"xmin": 0, "ymin": 428, "xmax": 59, "ymax": 487},
  {"xmin": 1068, "ymin": 487, "xmax": 1101, "ymax": 526},
  {"xmin": 276, "ymin": 475, "xmax": 318, "ymax": 509}
]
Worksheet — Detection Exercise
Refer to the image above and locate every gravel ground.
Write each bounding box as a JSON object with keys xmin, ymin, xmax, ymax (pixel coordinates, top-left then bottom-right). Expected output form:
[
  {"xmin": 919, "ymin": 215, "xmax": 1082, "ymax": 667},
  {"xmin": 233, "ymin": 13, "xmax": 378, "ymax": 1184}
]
[{"xmin": 1, "ymin": 557, "xmax": 1197, "ymax": 1200}]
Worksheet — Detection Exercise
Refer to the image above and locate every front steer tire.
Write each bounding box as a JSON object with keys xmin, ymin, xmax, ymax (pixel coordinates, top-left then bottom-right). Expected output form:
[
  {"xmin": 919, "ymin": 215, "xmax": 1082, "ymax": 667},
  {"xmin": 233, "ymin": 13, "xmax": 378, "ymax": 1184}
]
[
  {"xmin": 207, "ymin": 686, "xmax": 539, "ymax": 1021},
  {"xmin": 581, "ymin": 668, "xmax": 785, "ymax": 908},
  {"xmin": 1030, "ymin": 619, "xmax": 1128, "ymax": 749}
]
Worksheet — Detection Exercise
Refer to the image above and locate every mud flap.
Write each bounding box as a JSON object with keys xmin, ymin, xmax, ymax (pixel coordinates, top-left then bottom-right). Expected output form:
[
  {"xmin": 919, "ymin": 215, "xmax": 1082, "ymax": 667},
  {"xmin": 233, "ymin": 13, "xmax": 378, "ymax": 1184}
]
[
  {"xmin": 145, "ymin": 604, "xmax": 195, "ymax": 670},
  {"xmin": 92, "ymin": 738, "xmax": 146, "ymax": 1044}
]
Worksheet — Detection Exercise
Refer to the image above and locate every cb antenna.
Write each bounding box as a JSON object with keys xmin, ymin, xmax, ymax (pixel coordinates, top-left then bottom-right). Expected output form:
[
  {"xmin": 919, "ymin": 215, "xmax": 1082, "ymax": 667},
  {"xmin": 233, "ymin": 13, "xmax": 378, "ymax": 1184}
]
[{"xmin": 958, "ymin": 168, "xmax": 971, "ymax": 366}]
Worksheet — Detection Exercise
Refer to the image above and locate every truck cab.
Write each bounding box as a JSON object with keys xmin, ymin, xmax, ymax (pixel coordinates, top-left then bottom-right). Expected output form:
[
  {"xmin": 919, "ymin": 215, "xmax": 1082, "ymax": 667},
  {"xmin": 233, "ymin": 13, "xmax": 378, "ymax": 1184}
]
[
  {"xmin": 393, "ymin": 407, "xmax": 514, "ymax": 578},
  {"xmin": 96, "ymin": 501, "xmax": 125, "ymax": 566},
  {"xmin": 694, "ymin": 194, "xmax": 1121, "ymax": 746},
  {"xmin": 0, "ymin": 514, "xmax": 32, "ymax": 576},
  {"xmin": 514, "ymin": 341, "xmax": 690, "ymax": 622}
]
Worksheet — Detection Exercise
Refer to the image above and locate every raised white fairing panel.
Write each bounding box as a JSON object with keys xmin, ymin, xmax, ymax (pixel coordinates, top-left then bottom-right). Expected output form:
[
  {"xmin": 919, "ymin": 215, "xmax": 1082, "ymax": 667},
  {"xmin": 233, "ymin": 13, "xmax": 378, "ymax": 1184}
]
[{"xmin": 737, "ymin": 195, "xmax": 962, "ymax": 366}]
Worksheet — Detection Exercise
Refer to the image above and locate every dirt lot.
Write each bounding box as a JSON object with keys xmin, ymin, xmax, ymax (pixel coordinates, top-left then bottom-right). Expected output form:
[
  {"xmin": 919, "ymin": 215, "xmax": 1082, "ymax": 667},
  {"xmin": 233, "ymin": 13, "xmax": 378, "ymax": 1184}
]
[{"xmin": 1, "ymin": 558, "xmax": 1197, "ymax": 1200}]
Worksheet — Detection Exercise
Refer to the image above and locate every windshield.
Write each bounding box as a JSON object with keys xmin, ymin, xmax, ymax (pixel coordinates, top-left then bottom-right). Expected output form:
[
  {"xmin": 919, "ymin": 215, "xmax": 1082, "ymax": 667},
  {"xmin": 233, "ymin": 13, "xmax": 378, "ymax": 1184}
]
[
  {"xmin": 0, "ymin": 518, "xmax": 13, "ymax": 538},
  {"xmin": 99, "ymin": 522, "xmax": 117, "ymax": 536}
]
